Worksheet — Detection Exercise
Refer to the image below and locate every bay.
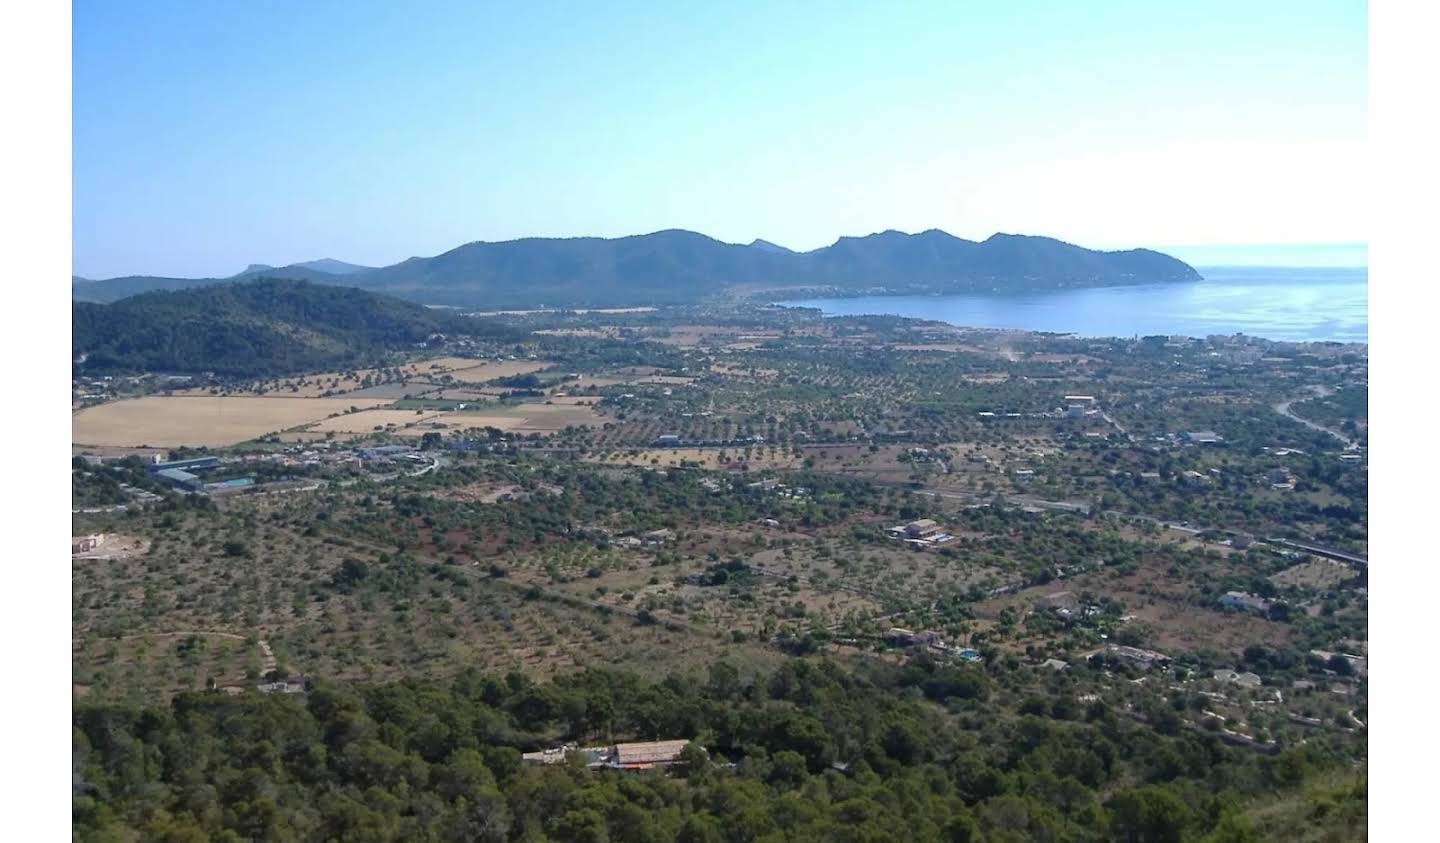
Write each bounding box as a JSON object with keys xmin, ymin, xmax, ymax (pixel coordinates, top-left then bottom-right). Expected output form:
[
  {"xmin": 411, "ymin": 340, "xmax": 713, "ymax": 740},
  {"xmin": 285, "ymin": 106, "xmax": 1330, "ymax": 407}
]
[{"xmin": 778, "ymin": 266, "xmax": 1368, "ymax": 343}]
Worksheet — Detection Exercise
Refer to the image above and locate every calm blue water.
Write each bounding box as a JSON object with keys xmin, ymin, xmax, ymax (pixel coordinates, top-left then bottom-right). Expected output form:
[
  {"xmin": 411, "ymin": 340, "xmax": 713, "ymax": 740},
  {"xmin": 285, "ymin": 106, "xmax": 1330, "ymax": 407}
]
[{"xmin": 779, "ymin": 267, "xmax": 1367, "ymax": 343}]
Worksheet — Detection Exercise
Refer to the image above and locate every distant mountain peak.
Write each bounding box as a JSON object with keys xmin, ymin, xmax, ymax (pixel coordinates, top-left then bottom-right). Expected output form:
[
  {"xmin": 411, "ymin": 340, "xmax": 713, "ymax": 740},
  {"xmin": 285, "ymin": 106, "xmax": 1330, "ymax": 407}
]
[
  {"xmin": 292, "ymin": 258, "xmax": 373, "ymax": 276},
  {"xmin": 748, "ymin": 238, "xmax": 794, "ymax": 254},
  {"xmin": 242, "ymin": 263, "xmax": 275, "ymax": 274}
]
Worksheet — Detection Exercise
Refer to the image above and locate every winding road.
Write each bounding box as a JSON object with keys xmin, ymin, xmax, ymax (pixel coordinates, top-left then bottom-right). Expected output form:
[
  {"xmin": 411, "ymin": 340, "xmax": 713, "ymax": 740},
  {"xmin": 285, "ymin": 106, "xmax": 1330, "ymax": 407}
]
[{"xmin": 1274, "ymin": 387, "xmax": 1359, "ymax": 450}]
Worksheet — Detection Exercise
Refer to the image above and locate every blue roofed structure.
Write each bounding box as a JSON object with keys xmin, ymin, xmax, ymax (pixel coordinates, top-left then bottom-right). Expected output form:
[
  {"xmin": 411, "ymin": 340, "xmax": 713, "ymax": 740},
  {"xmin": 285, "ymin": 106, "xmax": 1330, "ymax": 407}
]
[
  {"xmin": 155, "ymin": 468, "xmax": 202, "ymax": 490},
  {"xmin": 148, "ymin": 456, "xmax": 220, "ymax": 474}
]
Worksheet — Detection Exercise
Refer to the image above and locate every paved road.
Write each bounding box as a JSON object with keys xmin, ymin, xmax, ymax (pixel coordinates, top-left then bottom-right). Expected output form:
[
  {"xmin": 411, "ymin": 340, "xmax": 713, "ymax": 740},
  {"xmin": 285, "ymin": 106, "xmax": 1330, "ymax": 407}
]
[
  {"xmin": 1266, "ymin": 538, "xmax": 1368, "ymax": 567},
  {"xmin": 1099, "ymin": 410, "xmax": 1136, "ymax": 444},
  {"xmin": 1274, "ymin": 387, "xmax": 1359, "ymax": 450}
]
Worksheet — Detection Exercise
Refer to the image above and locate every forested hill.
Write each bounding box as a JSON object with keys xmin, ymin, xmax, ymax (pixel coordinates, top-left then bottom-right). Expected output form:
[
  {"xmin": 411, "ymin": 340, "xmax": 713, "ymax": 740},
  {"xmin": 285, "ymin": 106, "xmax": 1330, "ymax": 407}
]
[
  {"xmin": 71, "ymin": 661, "xmax": 1365, "ymax": 842},
  {"xmin": 72, "ymin": 229, "xmax": 1202, "ymax": 307},
  {"xmin": 71, "ymin": 278, "xmax": 508, "ymax": 377}
]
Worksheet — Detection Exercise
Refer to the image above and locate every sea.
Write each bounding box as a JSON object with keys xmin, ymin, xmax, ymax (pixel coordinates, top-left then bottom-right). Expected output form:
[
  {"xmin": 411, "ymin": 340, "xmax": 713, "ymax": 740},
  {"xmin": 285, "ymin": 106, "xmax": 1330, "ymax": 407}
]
[{"xmin": 778, "ymin": 266, "xmax": 1368, "ymax": 344}]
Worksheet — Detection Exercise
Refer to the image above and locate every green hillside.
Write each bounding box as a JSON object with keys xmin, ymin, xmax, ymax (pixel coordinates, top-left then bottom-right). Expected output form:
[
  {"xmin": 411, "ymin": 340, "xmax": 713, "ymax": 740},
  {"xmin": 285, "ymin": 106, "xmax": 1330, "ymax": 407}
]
[{"xmin": 72, "ymin": 278, "xmax": 513, "ymax": 377}]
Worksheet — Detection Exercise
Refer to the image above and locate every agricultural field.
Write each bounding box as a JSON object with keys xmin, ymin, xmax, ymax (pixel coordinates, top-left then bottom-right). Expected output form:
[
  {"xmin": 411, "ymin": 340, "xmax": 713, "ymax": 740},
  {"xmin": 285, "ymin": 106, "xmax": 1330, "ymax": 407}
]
[
  {"xmin": 307, "ymin": 408, "xmax": 443, "ymax": 434},
  {"xmin": 427, "ymin": 358, "xmax": 553, "ymax": 383},
  {"xmin": 414, "ymin": 387, "xmax": 495, "ymax": 400},
  {"xmin": 177, "ymin": 369, "xmax": 428, "ymax": 398},
  {"xmin": 451, "ymin": 402, "xmax": 603, "ymax": 432},
  {"xmin": 71, "ymin": 395, "xmax": 390, "ymax": 447},
  {"xmin": 169, "ymin": 357, "xmax": 553, "ymax": 397},
  {"xmin": 745, "ymin": 541, "xmax": 1012, "ymax": 609},
  {"xmin": 70, "ymin": 498, "xmax": 784, "ymax": 705}
]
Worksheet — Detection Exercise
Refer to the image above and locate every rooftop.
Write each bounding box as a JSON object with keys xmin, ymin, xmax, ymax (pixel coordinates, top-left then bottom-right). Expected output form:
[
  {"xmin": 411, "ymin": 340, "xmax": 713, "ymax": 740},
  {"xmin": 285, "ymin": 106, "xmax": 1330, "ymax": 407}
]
[
  {"xmin": 156, "ymin": 468, "xmax": 199, "ymax": 483},
  {"xmin": 614, "ymin": 740, "xmax": 690, "ymax": 768}
]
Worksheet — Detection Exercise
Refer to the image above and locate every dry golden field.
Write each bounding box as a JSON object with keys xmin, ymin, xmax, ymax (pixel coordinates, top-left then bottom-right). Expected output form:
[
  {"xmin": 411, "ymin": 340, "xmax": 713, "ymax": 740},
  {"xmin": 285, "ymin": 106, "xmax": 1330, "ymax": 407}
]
[
  {"xmin": 532, "ymin": 328, "xmax": 621, "ymax": 338},
  {"xmin": 397, "ymin": 403, "xmax": 602, "ymax": 435},
  {"xmin": 394, "ymin": 415, "xmax": 526, "ymax": 435},
  {"xmin": 415, "ymin": 388, "xmax": 496, "ymax": 401},
  {"xmin": 543, "ymin": 395, "xmax": 603, "ymax": 405},
  {"xmin": 502, "ymin": 403, "xmax": 603, "ymax": 431},
  {"xmin": 306, "ymin": 408, "xmax": 443, "ymax": 434},
  {"xmin": 371, "ymin": 403, "xmax": 604, "ymax": 437},
  {"xmin": 175, "ymin": 369, "xmax": 411, "ymax": 398},
  {"xmin": 72, "ymin": 396, "xmax": 390, "ymax": 447},
  {"xmin": 438, "ymin": 359, "xmax": 552, "ymax": 383},
  {"xmin": 170, "ymin": 358, "xmax": 552, "ymax": 397}
]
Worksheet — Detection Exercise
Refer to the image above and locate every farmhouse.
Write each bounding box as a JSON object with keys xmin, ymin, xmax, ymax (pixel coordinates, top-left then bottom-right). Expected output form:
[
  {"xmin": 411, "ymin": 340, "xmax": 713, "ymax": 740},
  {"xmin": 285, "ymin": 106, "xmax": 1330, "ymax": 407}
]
[
  {"xmin": 72, "ymin": 535, "xmax": 102, "ymax": 555},
  {"xmin": 1265, "ymin": 468, "xmax": 1295, "ymax": 489},
  {"xmin": 889, "ymin": 519, "xmax": 941, "ymax": 540},
  {"xmin": 257, "ymin": 676, "xmax": 308, "ymax": 695},
  {"xmin": 1214, "ymin": 670, "xmax": 1264, "ymax": 689},
  {"xmin": 1184, "ymin": 431, "xmax": 1224, "ymax": 445},
  {"xmin": 643, "ymin": 528, "xmax": 675, "ymax": 545},
  {"xmin": 614, "ymin": 740, "xmax": 692, "ymax": 770},
  {"xmin": 884, "ymin": 628, "xmax": 917, "ymax": 646},
  {"xmin": 1181, "ymin": 470, "xmax": 1210, "ymax": 487},
  {"xmin": 522, "ymin": 740, "xmax": 694, "ymax": 771},
  {"xmin": 1220, "ymin": 591, "xmax": 1271, "ymax": 614},
  {"xmin": 1035, "ymin": 591, "xmax": 1079, "ymax": 613},
  {"xmin": 521, "ymin": 746, "xmax": 574, "ymax": 766},
  {"xmin": 1097, "ymin": 644, "xmax": 1171, "ymax": 671}
]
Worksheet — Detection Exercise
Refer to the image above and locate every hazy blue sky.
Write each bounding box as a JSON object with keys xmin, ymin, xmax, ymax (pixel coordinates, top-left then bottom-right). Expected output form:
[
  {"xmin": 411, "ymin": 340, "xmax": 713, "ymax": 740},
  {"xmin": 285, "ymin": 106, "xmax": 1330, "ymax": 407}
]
[{"xmin": 74, "ymin": 1, "xmax": 1366, "ymax": 278}]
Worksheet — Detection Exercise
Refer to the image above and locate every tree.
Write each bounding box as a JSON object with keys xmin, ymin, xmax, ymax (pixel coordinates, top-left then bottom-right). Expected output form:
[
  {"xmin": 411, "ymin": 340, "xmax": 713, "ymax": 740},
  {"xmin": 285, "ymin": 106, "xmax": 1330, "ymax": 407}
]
[
  {"xmin": 880, "ymin": 720, "xmax": 926, "ymax": 765},
  {"xmin": 1107, "ymin": 786, "xmax": 1190, "ymax": 843},
  {"xmin": 706, "ymin": 661, "xmax": 741, "ymax": 700},
  {"xmin": 677, "ymin": 814, "xmax": 724, "ymax": 843},
  {"xmin": 553, "ymin": 808, "xmax": 608, "ymax": 843}
]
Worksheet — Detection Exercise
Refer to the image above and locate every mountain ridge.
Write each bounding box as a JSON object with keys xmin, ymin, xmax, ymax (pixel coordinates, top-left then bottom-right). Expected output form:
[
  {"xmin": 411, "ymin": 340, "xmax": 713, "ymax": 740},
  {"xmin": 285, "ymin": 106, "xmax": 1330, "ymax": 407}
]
[{"xmin": 72, "ymin": 228, "xmax": 1202, "ymax": 307}]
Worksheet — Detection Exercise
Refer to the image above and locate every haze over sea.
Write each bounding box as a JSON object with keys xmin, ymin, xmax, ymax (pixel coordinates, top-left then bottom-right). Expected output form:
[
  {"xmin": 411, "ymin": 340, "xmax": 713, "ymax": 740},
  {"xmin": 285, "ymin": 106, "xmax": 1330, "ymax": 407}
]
[{"xmin": 780, "ymin": 266, "xmax": 1367, "ymax": 344}]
